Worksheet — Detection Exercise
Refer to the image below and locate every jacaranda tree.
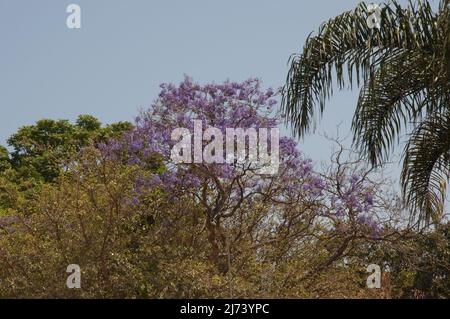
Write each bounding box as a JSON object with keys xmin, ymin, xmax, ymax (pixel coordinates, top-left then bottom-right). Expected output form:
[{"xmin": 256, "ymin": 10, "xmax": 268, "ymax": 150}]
[{"xmin": 99, "ymin": 77, "xmax": 392, "ymax": 289}]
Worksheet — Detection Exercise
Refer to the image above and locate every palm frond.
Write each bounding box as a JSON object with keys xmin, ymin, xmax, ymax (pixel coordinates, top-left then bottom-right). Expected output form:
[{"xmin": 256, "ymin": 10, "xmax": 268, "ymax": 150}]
[
  {"xmin": 401, "ymin": 107, "xmax": 450, "ymax": 224},
  {"xmin": 282, "ymin": 0, "xmax": 450, "ymax": 224},
  {"xmin": 352, "ymin": 50, "xmax": 433, "ymax": 165},
  {"xmin": 282, "ymin": 0, "xmax": 440, "ymax": 138}
]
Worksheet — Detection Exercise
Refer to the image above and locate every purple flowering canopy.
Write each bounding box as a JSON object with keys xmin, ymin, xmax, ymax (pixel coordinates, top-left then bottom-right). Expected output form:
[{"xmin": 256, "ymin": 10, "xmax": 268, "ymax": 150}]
[{"xmin": 99, "ymin": 77, "xmax": 381, "ymax": 239}]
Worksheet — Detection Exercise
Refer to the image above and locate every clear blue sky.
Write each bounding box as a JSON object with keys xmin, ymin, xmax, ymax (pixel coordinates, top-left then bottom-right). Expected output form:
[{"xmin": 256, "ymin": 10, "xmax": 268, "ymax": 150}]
[{"xmin": 0, "ymin": 0, "xmax": 418, "ymax": 167}]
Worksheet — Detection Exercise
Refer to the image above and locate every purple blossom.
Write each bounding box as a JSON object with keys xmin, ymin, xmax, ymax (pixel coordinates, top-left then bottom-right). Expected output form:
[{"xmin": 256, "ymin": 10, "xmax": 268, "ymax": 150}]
[
  {"xmin": 356, "ymin": 214, "xmax": 382, "ymax": 237},
  {"xmin": 364, "ymin": 193, "xmax": 374, "ymax": 206},
  {"xmin": 335, "ymin": 208, "xmax": 346, "ymax": 217},
  {"xmin": 98, "ymin": 76, "xmax": 382, "ymax": 240}
]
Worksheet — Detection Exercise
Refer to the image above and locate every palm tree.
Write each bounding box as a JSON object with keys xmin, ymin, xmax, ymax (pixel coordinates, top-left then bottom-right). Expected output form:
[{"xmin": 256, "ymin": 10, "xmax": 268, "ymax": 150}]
[{"xmin": 282, "ymin": 0, "xmax": 450, "ymax": 224}]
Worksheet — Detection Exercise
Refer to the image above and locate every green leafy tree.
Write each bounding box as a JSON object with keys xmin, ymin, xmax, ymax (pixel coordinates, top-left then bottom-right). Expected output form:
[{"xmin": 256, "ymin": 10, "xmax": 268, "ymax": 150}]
[
  {"xmin": 0, "ymin": 115, "xmax": 132, "ymax": 212},
  {"xmin": 6, "ymin": 115, "xmax": 132, "ymax": 183},
  {"xmin": 0, "ymin": 146, "xmax": 10, "ymax": 172},
  {"xmin": 282, "ymin": 0, "xmax": 450, "ymax": 223}
]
